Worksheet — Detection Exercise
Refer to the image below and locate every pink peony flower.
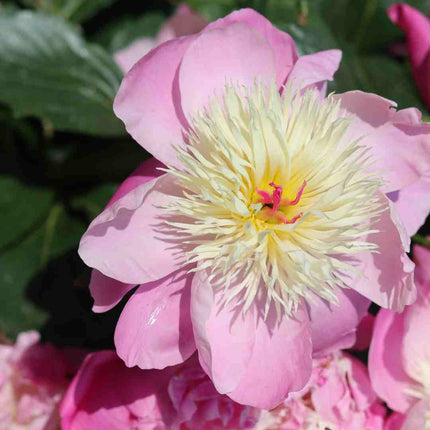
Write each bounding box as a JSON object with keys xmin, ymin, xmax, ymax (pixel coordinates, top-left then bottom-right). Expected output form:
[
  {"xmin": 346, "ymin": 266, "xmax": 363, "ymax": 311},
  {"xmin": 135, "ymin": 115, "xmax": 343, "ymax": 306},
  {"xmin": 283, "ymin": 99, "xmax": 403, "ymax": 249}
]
[
  {"xmin": 352, "ymin": 313, "xmax": 375, "ymax": 352},
  {"xmin": 0, "ymin": 331, "xmax": 85, "ymax": 430},
  {"xmin": 115, "ymin": 4, "xmax": 207, "ymax": 74},
  {"xmin": 369, "ymin": 242, "xmax": 430, "ymax": 429},
  {"xmin": 388, "ymin": 3, "xmax": 430, "ymax": 110},
  {"xmin": 79, "ymin": 8, "xmax": 430, "ymax": 408},
  {"xmin": 60, "ymin": 351, "xmax": 260, "ymax": 429},
  {"xmin": 256, "ymin": 351, "xmax": 386, "ymax": 429}
]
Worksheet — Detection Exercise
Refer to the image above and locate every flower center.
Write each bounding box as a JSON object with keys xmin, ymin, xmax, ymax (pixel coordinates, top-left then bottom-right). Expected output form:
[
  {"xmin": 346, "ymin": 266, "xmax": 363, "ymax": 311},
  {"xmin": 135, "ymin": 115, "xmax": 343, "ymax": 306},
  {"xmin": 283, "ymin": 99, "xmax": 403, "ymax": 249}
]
[
  {"xmin": 164, "ymin": 82, "xmax": 383, "ymax": 314},
  {"xmin": 255, "ymin": 180, "xmax": 306, "ymax": 225}
]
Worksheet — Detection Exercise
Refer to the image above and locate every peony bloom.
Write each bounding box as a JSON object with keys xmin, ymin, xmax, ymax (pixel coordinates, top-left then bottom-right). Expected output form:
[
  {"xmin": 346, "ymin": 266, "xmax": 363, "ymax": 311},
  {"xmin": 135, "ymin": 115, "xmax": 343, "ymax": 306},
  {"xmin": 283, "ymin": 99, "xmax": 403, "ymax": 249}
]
[
  {"xmin": 60, "ymin": 351, "xmax": 260, "ymax": 429},
  {"xmin": 0, "ymin": 331, "xmax": 84, "ymax": 430},
  {"xmin": 369, "ymin": 242, "xmax": 430, "ymax": 429},
  {"xmin": 388, "ymin": 3, "xmax": 430, "ymax": 110},
  {"xmin": 114, "ymin": 4, "xmax": 207, "ymax": 74},
  {"xmin": 79, "ymin": 8, "xmax": 430, "ymax": 408},
  {"xmin": 256, "ymin": 351, "xmax": 386, "ymax": 430}
]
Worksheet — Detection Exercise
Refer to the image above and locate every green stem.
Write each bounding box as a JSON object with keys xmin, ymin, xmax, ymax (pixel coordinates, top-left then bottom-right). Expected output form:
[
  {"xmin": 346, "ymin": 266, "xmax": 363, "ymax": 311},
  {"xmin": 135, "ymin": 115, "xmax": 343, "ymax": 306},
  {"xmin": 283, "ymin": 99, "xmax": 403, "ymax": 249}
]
[{"xmin": 412, "ymin": 235, "xmax": 430, "ymax": 249}]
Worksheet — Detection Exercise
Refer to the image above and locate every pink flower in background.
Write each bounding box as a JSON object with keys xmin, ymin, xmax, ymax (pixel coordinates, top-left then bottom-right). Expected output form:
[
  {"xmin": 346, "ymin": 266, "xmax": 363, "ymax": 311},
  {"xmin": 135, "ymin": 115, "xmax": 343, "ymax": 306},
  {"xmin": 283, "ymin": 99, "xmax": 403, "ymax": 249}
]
[
  {"xmin": 369, "ymin": 242, "xmax": 430, "ymax": 429},
  {"xmin": 79, "ymin": 7, "xmax": 430, "ymax": 409},
  {"xmin": 60, "ymin": 351, "xmax": 260, "ymax": 430},
  {"xmin": 115, "ymin": 4, "xmax": 207, "ymax": 73},
  {"xmin": 0, "ymin": 331, "xmax": 85, "ymax": 430},
  {"xmin": 352, "ymin": 313, "xmax": 375, "ymax": 352},
  {"xmin": 388, "ymin": 3, "xmax": 430, "ymax": 110},
  {"xmin": 256, "ymin": 352, "xmax": 386, "ymax": 430}
]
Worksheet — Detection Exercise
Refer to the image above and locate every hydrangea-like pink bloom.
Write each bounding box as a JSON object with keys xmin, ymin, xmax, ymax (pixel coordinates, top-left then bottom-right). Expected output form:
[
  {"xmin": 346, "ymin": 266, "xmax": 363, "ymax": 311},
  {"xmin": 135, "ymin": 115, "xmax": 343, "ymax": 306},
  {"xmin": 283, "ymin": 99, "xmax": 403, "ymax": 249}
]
[
  {"xmin": 79, "ymin": 8, "xmax": 430, "ymax": 408},
  {"xmin": 115, "ymin": 4, "xmax": 207, "ymax": 73},
  {"xmin": 256, "ymin": 351, "xmax": 386, "ymax": 429},
  {"xmin": 60, "ymin": 351, "xmax": 260, "ymax": 429},
  {"xmin": 388, "ymin": 3, "xmax": 430, "ymax": 110},
  {"xmin": 0, "ymin": 331, "xmax": 84, "ymax": 430},
  {"xmin": 369, "ymin": 243, "xmax": 430, "ymax": 430}
]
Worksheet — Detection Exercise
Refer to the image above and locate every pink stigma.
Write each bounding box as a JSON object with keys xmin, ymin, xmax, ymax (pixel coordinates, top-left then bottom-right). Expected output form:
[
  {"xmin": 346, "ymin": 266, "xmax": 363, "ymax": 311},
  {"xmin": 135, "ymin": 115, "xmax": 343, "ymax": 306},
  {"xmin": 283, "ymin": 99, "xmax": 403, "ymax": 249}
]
[
  {"xmin": 269, "ymin": 182, "xmax": 283, "ymax": 211},
  {"xmin": 286, "ymin": 180, "xmax": 307, "ymax": 206},
  {"xmin": 255, "ymin": 180, "xmax": 307, "ymax": 225}
]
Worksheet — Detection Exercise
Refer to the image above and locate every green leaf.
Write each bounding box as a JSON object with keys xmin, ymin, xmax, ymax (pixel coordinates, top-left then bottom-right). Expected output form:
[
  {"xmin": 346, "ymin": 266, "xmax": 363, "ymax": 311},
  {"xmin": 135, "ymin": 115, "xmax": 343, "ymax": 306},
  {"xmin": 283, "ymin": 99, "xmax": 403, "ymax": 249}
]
[
  {"xmin": 331, "ymin": 55, "xmax": 426, "ymax": 110},
  {"xmin": 0, "ymin": 11, "xmax": 125, "ymax": 136},
  {"xmin": 24, "ymin": 0, "xmax": 116, "ymax": 23},
  {"xmin": 0, "ymin": 203, "xmax": 85, "ymax": 338},
  {"xmin": 93, "ymin": 12, "xmax": 165, "ymax": 53},
  {"xmin": 0, "ymin": 177, "xmax": 54, "ymax": 250}
]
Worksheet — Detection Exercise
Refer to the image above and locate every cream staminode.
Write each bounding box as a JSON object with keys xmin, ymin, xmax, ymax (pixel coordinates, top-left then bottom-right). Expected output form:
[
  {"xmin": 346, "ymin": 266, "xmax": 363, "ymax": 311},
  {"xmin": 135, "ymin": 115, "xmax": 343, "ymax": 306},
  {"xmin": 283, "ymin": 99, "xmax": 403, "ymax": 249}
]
[{"xmin": 163, "ymin": 82, "xmax": 384, "ymax": 315}]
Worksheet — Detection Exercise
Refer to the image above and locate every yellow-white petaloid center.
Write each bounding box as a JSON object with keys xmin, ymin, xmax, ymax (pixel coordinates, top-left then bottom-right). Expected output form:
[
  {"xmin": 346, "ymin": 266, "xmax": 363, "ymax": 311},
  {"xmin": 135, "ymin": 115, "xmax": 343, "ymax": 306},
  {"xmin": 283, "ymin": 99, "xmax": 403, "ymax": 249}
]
[{"xmin": 164, "ymin": 82, "xmax": 384, "ymax": 314}]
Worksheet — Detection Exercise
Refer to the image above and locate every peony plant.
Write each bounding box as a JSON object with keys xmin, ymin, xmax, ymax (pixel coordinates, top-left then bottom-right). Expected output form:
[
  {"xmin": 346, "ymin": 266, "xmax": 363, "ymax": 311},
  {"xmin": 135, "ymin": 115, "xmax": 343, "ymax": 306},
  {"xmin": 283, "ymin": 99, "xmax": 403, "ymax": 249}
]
[{"xmin": 78, "ymin": 8, "xmax": 430, "ymax": 409}]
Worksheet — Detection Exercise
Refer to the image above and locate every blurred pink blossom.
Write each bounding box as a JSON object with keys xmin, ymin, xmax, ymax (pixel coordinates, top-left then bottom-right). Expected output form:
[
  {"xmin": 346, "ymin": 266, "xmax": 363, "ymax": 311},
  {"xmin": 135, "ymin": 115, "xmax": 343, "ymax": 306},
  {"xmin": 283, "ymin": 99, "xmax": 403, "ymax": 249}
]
[
  {"xmin": 369, "ymin": 242, "xmax": 430, "ymax": 429},
  {"xmin": 60, "ymin": 351, "xmax": 260, "ymax": 429},
  {"xmin": 0, "ymin": 331, "xmax": 85, "ymax": 430},
  {"xmin": 256, "ymin": 351, "xmax": 386, "ymax": 430},
  {"xmin": 78, "ymin": 7, "xmax": 430, "ymax": 409},
  {"xmin": 115, "ymin": 4, "xmax": 207, "ymax": 73},
  {"xmin": 388, "ymin": 3, "xmax": 430, "ymax": 109}
]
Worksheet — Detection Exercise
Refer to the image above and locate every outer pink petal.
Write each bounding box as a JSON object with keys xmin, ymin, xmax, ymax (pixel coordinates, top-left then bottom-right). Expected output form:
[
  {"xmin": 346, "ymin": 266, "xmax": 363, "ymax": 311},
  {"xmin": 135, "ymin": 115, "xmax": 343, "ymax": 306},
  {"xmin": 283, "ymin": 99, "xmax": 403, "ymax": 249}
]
[
  {"xmin": 387, "ymin": 170, "xmax": 430, "ymax": 236},
  {"xmin": 79, "ymin": 174, "xmax": 184, "ymax": 285},
  {"xmin": 60, "ymin": 351, "xmax": 176, "ymax": 430},
  {"xmin": 114, "ymin": 38, "xmax": 155, "ymax": 74},
  {"xmin": 179, "ymin": 22, "xmax": 277, "ymax": 122},
  {"xmin": 286, "ymin": 49, "xmax": 342, "ymax": 94},
  {"xmin": 388, "ymin": 3, "xmax": 430, "ymax": 108},
  {"xmin": 401, "ymin": 397, "xmax": 430, "ymax": 430},
  {"xmin": 307, "ymin": 289, "xmax": 370, "ymax": 356},
  {"xmin": 88, "ymin": 158, "xmax": 165, "ymax": 313},
  {"xmin": 368, "ymin": 309, "xmax": 415, "ymax": 413},
  {"xmin": 346, "ymin": 194, "xmax": 416, "ymax": 311},
  {"xmin": 114, "ymin": 269, "xmax": 196, "ymax": 369},
  {"xmin": 113, "ymin": 36, "xmax": 197, "ymax": 167},
  {"xmin": 191, "ymin": 271, "xmax": 312, "ymax": 409},
  {"xmin": 335, "ymin": 91, "xmax": 430, "ymax": 193},
  {"xmin": 203, "ymin": 8, "xmax": 298, "ymax": 86},
  {"xmin": 89, "ymin": 270, "xmax": 136, "ymax": 313},
  {"xmin": 156, "ymin": 4, "xmax": 207, "ymax": 44}
]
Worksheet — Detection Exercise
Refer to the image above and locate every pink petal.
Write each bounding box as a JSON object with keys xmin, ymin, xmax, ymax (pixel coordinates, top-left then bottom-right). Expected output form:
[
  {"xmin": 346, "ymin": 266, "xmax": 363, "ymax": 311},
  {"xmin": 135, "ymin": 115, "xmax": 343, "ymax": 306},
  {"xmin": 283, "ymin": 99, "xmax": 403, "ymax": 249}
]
[
  {"xmin": 352, "ymin": 313, "xmax": 375, "ymax": 352},
  {"xmin": 345, "ymin": 194, "xmax": 416, "ymax": 311},
  {"xmin": 335, "ymin": 91, "xmax": 430, "ymax": 193},
  {"xmin": 179, "ymin": 22, "xmax": 277, "ymax": 122},
  {"xmin": 384, "ymin": 412, "xmax": 405, "ymax": 430},
  {"xmin": 79, "ymin": 174, "xmax": 184, "ymax": 285},
  {"xmin": 89, "ymin": 270, "xmax": 136, "ymax": 313},
  {"xmin": 89, "ymin": 158, "xmax": 165, "ymax": 313},
  {"xmin": 387, "ymin": 170, "xmax": 430, "ymax": 236},
  {"xmin": 401, "ymin": 397, "xmax": 430, "ymax": 430},
  {"xmin": 402, "ymin": 301, "xmax": 430, "ymax": 383},
  {"xmin": 414, "ymin": 243, "xmax": 430, "ymax": 291},
  {"xmin": 156, "ymin": 4, "xmax": 207, "ymax": 44},
  {"xmin": 286, "ymin": 49, "xmax": 342, "ymax": 94},
  {"xmin": 113, "ymin": 36, "xmax": 197, "ymax": 167},
  {"xmin": 307, "ymin": 289, "xmax": 370, "ymax": 356},
  {"xmin": 368, "ymin": 309, "xmax": 415, "ymax": 413},
  {"xmin": 114, "ymin": 38, "xmax": 155, "ymax": 74},
  {"xmin": 204, "ymin": 8, "xmax": 298, "ymax": 86},
  {"xmin": 388, "ymin": 3, "xmax": 430, "ymax": 108},
  {"xmin": 114, "ymin": 269, "xmax": 196, "ymax": 369},
  {"xmin": 347, "ymin": 354, "xmax": 377, "ymax": 410},
  {"xmin": 191, "ymin": 271, "xmax": 312, "ymax": 409},
  {"xmin": 60, "ymin": 351, "xmax": 176, "ymax": 430}
]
